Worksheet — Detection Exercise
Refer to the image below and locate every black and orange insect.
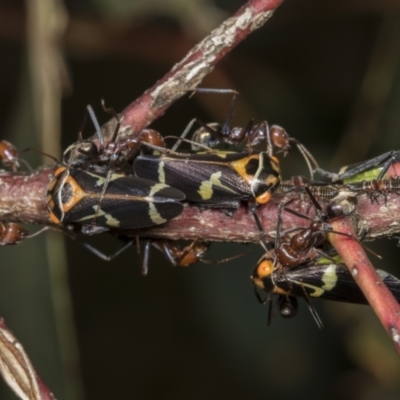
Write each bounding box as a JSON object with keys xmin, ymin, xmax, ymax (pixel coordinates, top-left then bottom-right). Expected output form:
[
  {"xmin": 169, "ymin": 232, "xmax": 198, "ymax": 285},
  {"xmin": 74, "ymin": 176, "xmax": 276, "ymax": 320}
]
[{"xmin": 46, "ymin": 166, "xmax": 185, "ymax": 230}]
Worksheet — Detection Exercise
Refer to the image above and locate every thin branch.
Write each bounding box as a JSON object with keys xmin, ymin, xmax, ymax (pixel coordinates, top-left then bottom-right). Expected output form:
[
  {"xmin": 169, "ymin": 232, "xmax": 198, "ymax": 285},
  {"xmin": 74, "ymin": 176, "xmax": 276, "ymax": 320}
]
[
  {"xmin": 90, "ymin": 0, "xmax": 285, "ymax": 145},
  {"xmin": 329, "ymin": 218, "xmax": 400, "ymax": 353},
  {"xmin": 0, "ymin": 168, "xmax": 399, "ymax": 244},
  {"xmin": 0, "ymin": 169, "xmax": 51, "ymax": 225}
]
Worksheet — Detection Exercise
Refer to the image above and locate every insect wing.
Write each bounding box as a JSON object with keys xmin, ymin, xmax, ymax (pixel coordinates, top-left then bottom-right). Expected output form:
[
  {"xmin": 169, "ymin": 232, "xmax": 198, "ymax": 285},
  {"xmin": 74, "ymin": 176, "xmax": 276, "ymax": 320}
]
[
  {"xmin": 134, "ymin": 152, "xmax": 253, "ymax": 203},
  {"xmin": 51, "ymin": 169, "xmax": 184, "ymax": 229},
  {"xmin": 273, "ymin": 263, "xmax": 400, "ymax": 305},
  {"xmin": 95, "ymin": 175, "xmax": 185, "ymax": 228},
  {"xmin": 319, "ymin": 150, "xmax": 400, "ymax": 183}
]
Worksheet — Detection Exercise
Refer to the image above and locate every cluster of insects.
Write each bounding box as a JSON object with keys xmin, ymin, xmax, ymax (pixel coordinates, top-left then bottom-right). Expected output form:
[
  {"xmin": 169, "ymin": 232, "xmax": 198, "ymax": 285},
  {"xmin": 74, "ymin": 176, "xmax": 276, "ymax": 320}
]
[{"xmin": 2, "ymin": 89, "xmax": 400, "ymax": 327}]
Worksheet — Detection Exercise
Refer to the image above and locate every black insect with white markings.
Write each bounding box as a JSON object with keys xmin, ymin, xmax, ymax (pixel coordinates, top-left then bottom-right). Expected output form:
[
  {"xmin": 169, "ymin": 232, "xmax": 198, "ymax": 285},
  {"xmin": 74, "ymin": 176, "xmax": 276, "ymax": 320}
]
[
  {"xmin": 252, "ymin": 188, "xmax": 359, "ymax": 327},
  {"xmin": 252, "ymin": 253, "xmax": 400, "ymax": 317},
  {"xmin": 134, "ymin": 147, "xmax": 281, "ymax": 239},
  {"xmin": 135, "ymin": 149, "xmax": 280, "ymax": 207},
  {"xmin": 46, "ymin": 166, "xmax": 185, "ymax": 230}
]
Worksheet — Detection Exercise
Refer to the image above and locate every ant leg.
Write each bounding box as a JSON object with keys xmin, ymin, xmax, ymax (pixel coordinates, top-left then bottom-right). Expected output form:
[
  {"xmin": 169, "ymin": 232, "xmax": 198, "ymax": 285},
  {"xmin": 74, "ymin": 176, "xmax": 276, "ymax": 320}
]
[
  {"xmin": 141, "ymin": 241, "xmax": 151, "ymax": 276},
  {"xmin": 183, "ymin": 87, "xmax": 240, "ymax": 137},
  {"xmin": 249, "ymin": 203, "xmax": 269, "ymax": 250},
  {"xmin": 92, "ymin": 168, "xmax": 113, "ymax": 223},
  {"xmin": 18, "ymin": 148, "xmax": 57, "ymax": 170},
  {"xmin": 75, "ymin": 104, "xmax": 103, "ymax": 147},
  {"xmin": 291, "ymin": 140, "xmax": 320, "ymax": 180},
  {"xmin": 171, "ymin": 119, "xmax": 199, "ymax": 152},
  {"xmin": 254, "ymin": 286, "xmax": 267, "ymax": 305},
  {"xmin": 376, "ymin": 151, "xmax": 400, "ymax": 181},
  {"xmin": 252, "ymin": 120, "xmax": 273, "ymax": 157},
  {"xmin": 217, "ymin": 89, "xmax": 239, "ymax": 136},
  {"xmin": 78, "ymin": 239, "xmax": 135, "ymax": 262},
  {"xmin": 64, "ymin": 105, "xmax": 104, "ymax": 168},
  {"xmin": 242, "ymin": 119, "xmax": 257, "ymax": 152},
  {"xmin": 87, "ymin": 105, "xmax": 104, "ymax": 146},
  {"xmin": 151, "ymin": 240, "xmax": 179, "ymax": 266},
  {"xmin": 275, "ymin": 198, "xmax": 297, "ymax": 249},
  {"xmin": 304, "ymin": 186, "xmax": 323, "ymax": 212},
  {"xmin": 200, "ymin": 249, "xmax": 250, "ymax": 265},
  {"xmin": 300, "ymin": 283, "xmax": 324, "ymax": 329},
  {"xmin": 182, "ymin": 88, "xmax": 240, "ymax": 147},
  {"xmin": 25, "ymin": 226, "xmax": 50, "ymax": 239},
  {"xmin": 101, "ymin": 99, "xmax": 122, "ymax": 144},
  {"xmin": 267, "ymin": 295, "xmax": 279, "ymax": 326}
]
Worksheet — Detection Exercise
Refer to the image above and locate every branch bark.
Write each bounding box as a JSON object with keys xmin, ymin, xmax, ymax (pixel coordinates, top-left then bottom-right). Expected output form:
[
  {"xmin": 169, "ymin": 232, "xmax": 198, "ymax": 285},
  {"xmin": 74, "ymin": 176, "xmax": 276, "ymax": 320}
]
[
  {"xmin": 329, "ymin": 218, "xmax": 400, "ymax": 353},
  {"xmin": 87, "ymin": 0, "xmax": 285, "ymax": 145},
  {"xmin": 0, "ymin": 167, "xmax": 399, "ymax": 244}
]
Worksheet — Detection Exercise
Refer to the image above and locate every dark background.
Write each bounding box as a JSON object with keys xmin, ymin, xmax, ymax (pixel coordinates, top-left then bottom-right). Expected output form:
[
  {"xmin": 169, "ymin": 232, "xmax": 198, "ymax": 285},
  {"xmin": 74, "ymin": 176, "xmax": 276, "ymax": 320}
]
[{"xmin": 0, "ymin": 0, "xmax": 400, "ymax": 399}]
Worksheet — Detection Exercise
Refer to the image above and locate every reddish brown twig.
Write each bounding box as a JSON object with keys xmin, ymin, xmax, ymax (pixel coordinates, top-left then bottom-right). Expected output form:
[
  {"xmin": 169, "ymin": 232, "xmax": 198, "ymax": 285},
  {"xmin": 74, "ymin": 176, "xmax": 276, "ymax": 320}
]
[
  {"xmin": 329, "ymin": 218, "xmax": 400, "ymax": 353},
  {"xmin": 0, "ymin": 169, "xmax": 52, "ymax": 225},
  {"xmin": 1, "ymin": 167, "xmax": 400, "ymax": 244},
  {"xmin": 92, "ymin": 0, "xmax": 285, "ymax": 144}
]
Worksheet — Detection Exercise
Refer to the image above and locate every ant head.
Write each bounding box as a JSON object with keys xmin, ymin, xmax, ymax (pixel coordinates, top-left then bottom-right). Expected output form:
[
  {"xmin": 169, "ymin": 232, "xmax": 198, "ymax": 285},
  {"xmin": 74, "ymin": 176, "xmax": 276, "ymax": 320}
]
[
  {"xmin": 0, "ymin": 140, "xmax": 19, "ymax": 170},
  {"xmin": 270, "ymin": 125, "xmax": 291, "ymax": 153},
  {"xmin": 269, "ymin": 126, "xmax": 319, "ymax": 179}
]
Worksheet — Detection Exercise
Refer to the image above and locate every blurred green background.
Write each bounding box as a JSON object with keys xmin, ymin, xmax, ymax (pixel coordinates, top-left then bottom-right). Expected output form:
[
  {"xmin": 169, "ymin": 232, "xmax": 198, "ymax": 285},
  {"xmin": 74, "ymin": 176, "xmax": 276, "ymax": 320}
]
[{"xmin": 1, "ymin": 0, "xmax": 400, "ymax": 399}]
